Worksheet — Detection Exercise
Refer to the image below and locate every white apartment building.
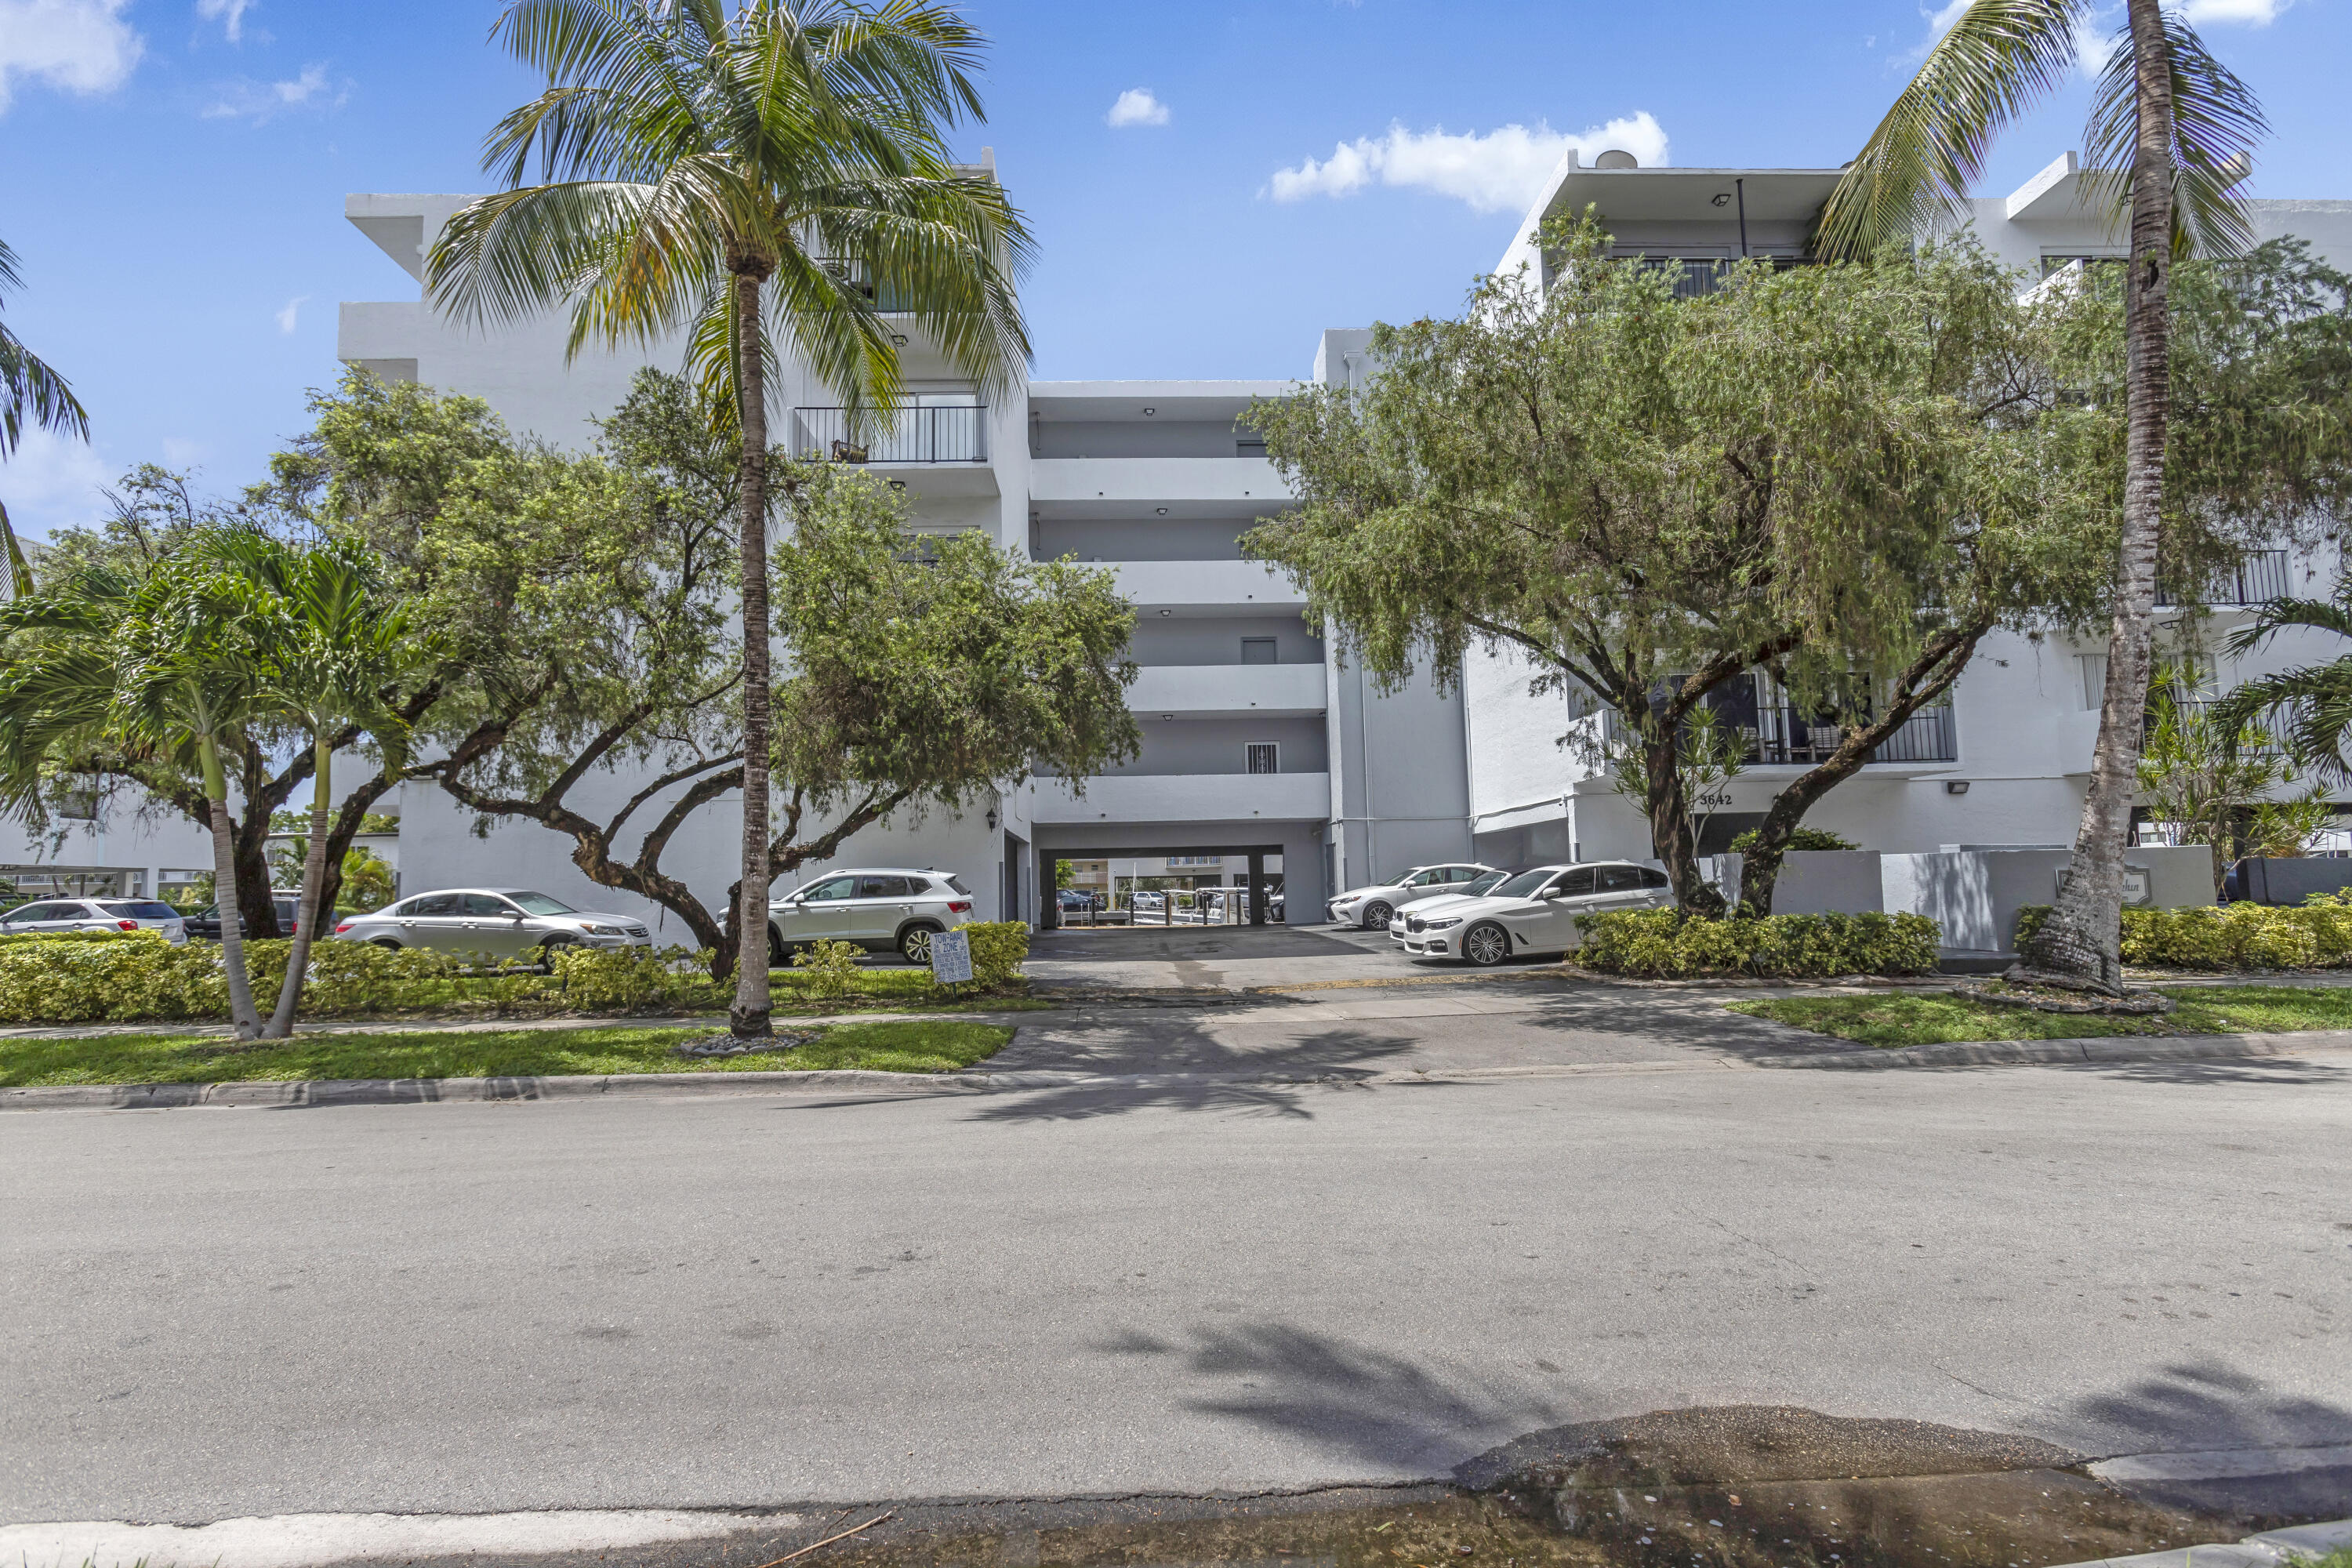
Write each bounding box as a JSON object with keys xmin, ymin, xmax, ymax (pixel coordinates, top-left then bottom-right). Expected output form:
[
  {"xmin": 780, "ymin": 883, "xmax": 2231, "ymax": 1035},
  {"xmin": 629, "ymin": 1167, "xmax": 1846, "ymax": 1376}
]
[
  {"xmin": 10, "ymin": 147, "xmax": 2345, "ymax": 924},
  {"xmin": 1465, "ymin": 151, "xmax": 2352, "ymax": 873}
]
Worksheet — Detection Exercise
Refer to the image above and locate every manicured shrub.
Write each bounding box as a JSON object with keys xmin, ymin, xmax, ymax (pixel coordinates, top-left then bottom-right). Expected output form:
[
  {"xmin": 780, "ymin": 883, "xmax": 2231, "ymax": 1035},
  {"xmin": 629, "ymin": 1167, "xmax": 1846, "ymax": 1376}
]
[
  {"xmin": 789, "ymin": 938, "xmax": 866, "ymax": 1000},
  {"xmin": 2016, "ymin": 898, "xmax": 2352, "ymax": 971},
  {"xmin": 1727, "ymin": 826, "xmax": 1860, "ymax": 853},
  {"xmin": 1576, "ymin": 909, "xmax": 1940, "ymax": 978},
  {"xmin": 954, "ymin": 920, "xmax": 1029, "ymax": 988}
]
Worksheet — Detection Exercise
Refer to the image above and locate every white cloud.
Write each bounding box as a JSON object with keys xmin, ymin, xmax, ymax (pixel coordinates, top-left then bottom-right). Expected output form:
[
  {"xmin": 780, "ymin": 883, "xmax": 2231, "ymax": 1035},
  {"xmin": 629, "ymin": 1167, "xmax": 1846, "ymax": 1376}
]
[
  {"xmin": 1105, "ymin": 87, "xmax": 1168, "ymax": 128},
  {"xmin": 1268, "ymin": 113, "xmax": 1671, "ymax": 215},
  {"xmin": 274, "ymin": 295, "xmax": 307, "ymax": 334},
  {"xmin": 0, "ymin": 0, "xmax": 143, "ymax": 114},
  {"xmin": 0, "ymin": 426, "xmax": 113, "ymax": 541},
  {"xmin": 2181, "ymin": 0, "xmax": 2285, "ymax": 22},
  {"xmin": 195, "ymin": 0, "xmax": 254, "ymax": 42},
  {"xmin": 202, "ymin": 60, "xmax": 341, "ymax": 122}
]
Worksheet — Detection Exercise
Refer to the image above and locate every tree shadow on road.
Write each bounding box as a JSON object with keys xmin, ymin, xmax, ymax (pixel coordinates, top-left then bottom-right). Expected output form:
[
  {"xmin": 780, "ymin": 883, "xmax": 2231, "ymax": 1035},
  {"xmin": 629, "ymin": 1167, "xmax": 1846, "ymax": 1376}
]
[
  {"xmin": 1091, "ymin": 1319, "xmax": 1582, "ymax": 1477},
  {"xmin": 964, "ymin": 1027, "xmax": 1428, "ymax": 1123},
  {"xmin": 2075, "ymin": 1054, "xmax": 2350, "ymax": 1087},
  {"xmin": 2068, "ymin": 1357, "xmax": 2352, "ymax": 1519}
]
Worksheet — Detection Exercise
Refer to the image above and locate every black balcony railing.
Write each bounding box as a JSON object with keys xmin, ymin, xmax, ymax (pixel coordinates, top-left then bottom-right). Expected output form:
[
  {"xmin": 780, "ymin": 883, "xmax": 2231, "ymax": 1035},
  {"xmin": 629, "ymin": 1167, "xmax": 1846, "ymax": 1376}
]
[
  {"xmin": 1629, "ymin": 255, "xmax": 1820, "ymax": 299},
  {"xmin": 812, "ymin": 258, "xmax": 919, "ymax": 314},
  {"xmin": 1603, "ymin": 701, "xmax": 1957, "ymax": 765},
  {"xmin": 2155, "ymin": 549, "xmax": 2290, "ymax": 608},
  {"xmin": 793, "ymin": 405, "xmax": 987, "ymax": 465}
]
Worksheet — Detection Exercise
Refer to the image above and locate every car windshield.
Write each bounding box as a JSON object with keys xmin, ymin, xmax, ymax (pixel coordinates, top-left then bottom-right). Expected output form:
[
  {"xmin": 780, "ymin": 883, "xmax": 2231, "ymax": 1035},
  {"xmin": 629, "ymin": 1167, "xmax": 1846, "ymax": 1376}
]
[
  {"xmin": 1491, "ymin": 868, "xmax": 1563, "ymax": 899},
  {"xmin": 100, "ymin": 902, "xmax": 180, "ymax": 919},
  {"xmin": 947, "ymin": 874, "xmax": 973, "ymax": 895},
  {"xmin": 1462, "ymin": 873, "xmax": 1508, "ymax": 896},
  {"xmin": 506, "ymin": 892, "xmax": 576, "ymax": 916}
]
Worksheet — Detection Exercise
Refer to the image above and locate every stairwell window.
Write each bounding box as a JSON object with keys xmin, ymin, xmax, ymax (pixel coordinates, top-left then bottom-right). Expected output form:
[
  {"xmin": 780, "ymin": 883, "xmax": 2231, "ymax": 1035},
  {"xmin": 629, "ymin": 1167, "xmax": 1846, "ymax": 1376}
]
[{"xmin": 1247, "ymin": 743, "xmax": 1279, "ymax": 775}]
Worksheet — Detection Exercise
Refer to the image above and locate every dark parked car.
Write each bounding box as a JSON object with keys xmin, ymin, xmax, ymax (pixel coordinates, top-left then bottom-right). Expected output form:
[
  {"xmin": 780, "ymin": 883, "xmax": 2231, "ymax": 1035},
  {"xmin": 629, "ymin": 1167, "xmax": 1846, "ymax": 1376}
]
[{"xmin": 183, "ymin": 893, "xmax": 303, "ymax": 941}]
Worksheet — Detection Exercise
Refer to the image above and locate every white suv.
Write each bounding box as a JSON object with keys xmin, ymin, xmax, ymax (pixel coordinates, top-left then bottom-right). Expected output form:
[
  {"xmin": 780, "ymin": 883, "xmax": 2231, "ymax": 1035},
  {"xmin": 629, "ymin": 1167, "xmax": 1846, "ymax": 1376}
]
[
  {"xmin": 0, "ymin": 897, "xmax": 188, "ymax": 944},
  {"xmin": 770, "ymin": 868, "xmax": 977, "ymax": 965}
]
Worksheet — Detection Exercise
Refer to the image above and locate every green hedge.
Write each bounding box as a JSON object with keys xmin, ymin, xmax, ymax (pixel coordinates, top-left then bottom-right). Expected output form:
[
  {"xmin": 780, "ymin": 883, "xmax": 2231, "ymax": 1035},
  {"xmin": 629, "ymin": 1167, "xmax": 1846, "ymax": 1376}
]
[
  {"xmin": 2016, "ymin": 897, "xmax": 2352, "ymax": 971},
  {"xmin": 1575, "ymin": 909, "xmax": 1943, "ymax": 979},
  {"xmin": 0, "ymin": 922, "xmax": 1034, "ymax": 1025}
]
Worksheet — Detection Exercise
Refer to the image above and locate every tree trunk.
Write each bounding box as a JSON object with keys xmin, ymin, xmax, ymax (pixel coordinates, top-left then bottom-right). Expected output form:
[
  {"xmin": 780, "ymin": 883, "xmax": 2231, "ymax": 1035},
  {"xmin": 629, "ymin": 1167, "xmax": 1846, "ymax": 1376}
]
[
  {"xmin": 234, "ymin": 813, "xmax": 279, "ymax": 940},
  {"xmin": 728, "ymin": 263, "xmax": 776, "ymax": 1039},
  {"xmin": 1736, "ymin": 630, "xmax": 1983, "ymax": 916},
  {"xmin": 2013, "ymin": 0, "xmax": 2176, "ymax": 996},
  {"xmin": 201, "ymin": 737, "xmax": 262, "ymax": 1039},
  {"xmin": 263, "ymin": 737, "xmax": 333, "ymax": 1039},
  {"xmin": 1638, "ymin": 716, "xmax": 1726, "ymax": 916}
]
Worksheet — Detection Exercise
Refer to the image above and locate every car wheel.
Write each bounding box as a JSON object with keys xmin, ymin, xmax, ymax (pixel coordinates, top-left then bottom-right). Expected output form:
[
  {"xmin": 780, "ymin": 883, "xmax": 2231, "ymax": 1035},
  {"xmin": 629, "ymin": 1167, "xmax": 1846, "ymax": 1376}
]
[
  {"xmin": 369, "ymin": 938, "xmax": 402, "ymax": 952},
  {"xmin": 899, "ymin": 924, "xmax": 937, "ymax": 965},
  {"xmin": 768, "ymin": 926, "xmax": 789, "ymax": 967},
  {"xmin": 1360, "ymin": 901, "xmax": 1393, "ymax": 931},
  {"xmin": 1461, "ymin": 922, "xmax": 1512, "ymax": 967}
]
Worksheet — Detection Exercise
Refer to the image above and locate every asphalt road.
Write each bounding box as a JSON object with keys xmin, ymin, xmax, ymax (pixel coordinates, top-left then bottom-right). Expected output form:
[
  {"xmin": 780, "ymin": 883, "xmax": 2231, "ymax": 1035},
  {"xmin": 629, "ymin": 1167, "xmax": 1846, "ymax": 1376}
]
[{"xmin": 5, "ymin": 1039, "xmax": 2350, "ymax": 1526}]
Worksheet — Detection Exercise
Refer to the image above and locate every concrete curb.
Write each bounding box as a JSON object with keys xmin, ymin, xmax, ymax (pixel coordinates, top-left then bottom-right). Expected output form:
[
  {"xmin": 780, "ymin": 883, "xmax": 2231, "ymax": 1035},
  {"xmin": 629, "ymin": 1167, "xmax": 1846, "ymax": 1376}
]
[
  {"xmin": 9, "ymin": 1027, "xmax": 2350, "ymax": 1111},
  {"xmin": 1750, "ymin": 1029, "xmax": 2352, "ymax": 1071},
  {"xmin": 2041, "ymin": 1515, "xmax": 2350, "ymax": 1568}
]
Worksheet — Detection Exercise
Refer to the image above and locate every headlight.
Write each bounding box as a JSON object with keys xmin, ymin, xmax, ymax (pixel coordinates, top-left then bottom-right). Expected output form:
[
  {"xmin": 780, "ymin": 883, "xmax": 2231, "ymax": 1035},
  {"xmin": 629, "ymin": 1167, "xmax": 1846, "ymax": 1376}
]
[
  {"xmin": 582, "ymin": 924, "xmax": 622, "ymax": 935},
  {"xmin": 1424, "ymin": 916, "xmax": 1463, "ymax": 930}
]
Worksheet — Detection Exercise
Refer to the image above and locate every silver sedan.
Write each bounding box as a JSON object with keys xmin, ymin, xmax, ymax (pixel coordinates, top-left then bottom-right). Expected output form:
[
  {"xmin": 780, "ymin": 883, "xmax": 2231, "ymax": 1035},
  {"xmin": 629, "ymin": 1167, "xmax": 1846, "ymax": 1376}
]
[{"xmin": 332, "ymin": 888, "xmax": 652, "ymax": 957}]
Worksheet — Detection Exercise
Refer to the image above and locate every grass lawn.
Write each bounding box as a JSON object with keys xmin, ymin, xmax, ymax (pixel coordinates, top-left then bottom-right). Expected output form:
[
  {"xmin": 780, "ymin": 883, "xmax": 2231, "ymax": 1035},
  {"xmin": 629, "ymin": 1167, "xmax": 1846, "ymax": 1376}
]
[
  {"xmin": 0, "ymin": 1018, "xmax": 1016, "ymax": 1087},
  {"xmin": 1728, "ymin": 984, "xmax": 2352, "ymax": 1049}
]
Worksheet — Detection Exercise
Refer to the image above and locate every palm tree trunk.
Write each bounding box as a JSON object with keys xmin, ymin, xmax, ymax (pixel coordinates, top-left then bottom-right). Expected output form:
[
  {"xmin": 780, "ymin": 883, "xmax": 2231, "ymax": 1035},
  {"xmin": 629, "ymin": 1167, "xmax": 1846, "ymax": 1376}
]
[
  {"xmin": 201, "ymin": 735, "xmax": 263, "ymax": 1039},
  {"xmin": 2013, "ymin": 0, "xmax": 2176, "ymax": 996},
  {"xmin": 263, "ymin": 736, "xmax": 332, "ymax": 1039},
  {"xmin": 729, "ymin": 263, "xmax": 775, "ymax": 1038}
]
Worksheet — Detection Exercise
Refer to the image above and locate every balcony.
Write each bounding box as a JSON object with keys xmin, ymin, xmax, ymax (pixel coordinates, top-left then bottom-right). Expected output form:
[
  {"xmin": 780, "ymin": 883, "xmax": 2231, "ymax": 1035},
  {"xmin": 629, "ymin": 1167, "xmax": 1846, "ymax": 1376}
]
[
  {"xmin": 1109, "ymin": 560, "xmax": 1304, "ymax": 612},
  {"xmin": 1127, "ymin": 662, "xmax": 1326, "ymax": 719},
  {"xmin": 791, "ymin": 405, "xmax": 987, "ymax": 465},
  {"xmin": 1027, "ymin": 771, "xmax": 1332, "ymax": 826},
  {"xmin": 1603, "ymin": 702, "xmax": 1957, "ymax": 768},
  {"xmin": 1029, "ymin": 457, "xmax": 1287, "ymax": 511},
  {"xmin": 2156, "ymin": 550, "xmax": 2290, "ymax": 608},
  {"xmin": 1628, "ymin": 256, "xmax": 1820, "ymax": 299}
]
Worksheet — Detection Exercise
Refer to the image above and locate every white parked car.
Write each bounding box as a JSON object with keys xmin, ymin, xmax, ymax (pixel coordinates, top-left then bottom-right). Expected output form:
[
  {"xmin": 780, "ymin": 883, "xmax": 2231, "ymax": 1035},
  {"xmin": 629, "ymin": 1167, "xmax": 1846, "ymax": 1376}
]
[
  {"xmin": 1397, "ymin": 862, "xmax": 1675, "ymax": 966},
  {"xmin": 0, "ymin": 897, "xmax": 188, "ymax": 944},
  {"xmin": 1385, "ymin": 869, "xmax": 1514, "ymax": 942},
  {"xmin": 1325, "ymin": 862, "xmax": 1495, "ymax": 930},
  {"xmin": 332, "ymin": 888, "xmax": 652, "ymax": 957},
  {"xmin": 769, "ymin": 868, "xmax": 976, "ymax": 965}
]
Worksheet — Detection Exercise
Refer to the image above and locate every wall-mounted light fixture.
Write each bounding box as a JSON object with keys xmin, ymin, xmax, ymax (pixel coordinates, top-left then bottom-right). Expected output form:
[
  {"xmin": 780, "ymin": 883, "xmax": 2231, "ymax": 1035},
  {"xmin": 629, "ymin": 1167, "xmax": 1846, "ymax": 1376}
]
[
  {"xmin": 1141, "ymin": 407, "xmax": 1156, "ymax": 416},
  {"xmin": 1711, "ymin": 192, "xmax": 1732, "ymax": 207},
  {"xmin": 1945, "ymin": 780, "xmax": 1970, "ymax": 795},
  {"xmin": 1160, "ymin": 713, "xmax": 1174, "ymax": 721},
  {"xmin": 1158, "ymin": 608, "xmax": 1172, "ymax": 616},
  {"xmin": 1155, "ymin": 506, "xmax": 1169, "ymax": 515},
  {"xmin": 985, "ymin": 804, "xmax": 1000, "ymax": 831}
]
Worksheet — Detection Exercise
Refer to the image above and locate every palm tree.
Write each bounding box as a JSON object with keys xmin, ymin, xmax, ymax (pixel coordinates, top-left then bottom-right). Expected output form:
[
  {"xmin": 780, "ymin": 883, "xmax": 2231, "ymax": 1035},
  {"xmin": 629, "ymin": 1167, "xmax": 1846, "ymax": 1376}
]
[
  {"xmin": 1818, "ymin": 0, "xmax": 2267, "ymax": 994},
  {"xmin": 211, "ymin": 532, "xmax": 424, "ymax": 1039},
  {"xmin": 0, "ymin": 556, "xmax": 274, "ymax": 1036},
  {"xmin": 426, "ymin": 0, "xmax": 1033, "ymax": 1038},
  {"xmin": 1, "ymin": 238, "xmax": 92, "ymax": 599},
  {"xmin": 2214, "ymin": 582, "xmax": 2352, "ymax": 784}
]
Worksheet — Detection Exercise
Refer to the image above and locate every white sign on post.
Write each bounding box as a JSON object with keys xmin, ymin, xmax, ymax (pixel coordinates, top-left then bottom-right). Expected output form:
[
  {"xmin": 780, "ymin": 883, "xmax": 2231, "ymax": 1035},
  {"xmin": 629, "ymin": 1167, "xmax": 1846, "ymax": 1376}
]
[{"xmin": 930, "ymin": 928, "xmax": 975, "ymax": 985}]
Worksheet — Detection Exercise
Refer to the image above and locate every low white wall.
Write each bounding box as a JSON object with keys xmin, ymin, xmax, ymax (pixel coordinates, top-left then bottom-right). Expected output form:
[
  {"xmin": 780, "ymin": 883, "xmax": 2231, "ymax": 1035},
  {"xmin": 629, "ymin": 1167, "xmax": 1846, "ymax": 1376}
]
[
  {"xmin": 1882, "ymin": 846, "xmax": 2214, "ymax": 955},
  {"xmin": 1715, "ymin": 851, "xmax": 1885, "ymax": 914}
]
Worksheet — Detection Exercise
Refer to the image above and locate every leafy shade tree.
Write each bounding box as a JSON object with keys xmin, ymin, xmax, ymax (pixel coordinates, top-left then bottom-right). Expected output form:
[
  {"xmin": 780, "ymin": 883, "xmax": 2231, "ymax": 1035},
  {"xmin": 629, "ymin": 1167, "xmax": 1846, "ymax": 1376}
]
[
  {"xmin": 213, "ymin": 533, "xmax": 426, "ymax": 1038},
  {"xmin": 427, "ymin": 0, "xmax": 1034, "ymax": 1040},
  {"xmin": 0, "ymin": 553, "xmax": 274, "ymax": 1034},
  {"xmin": 423, "ymin": 462, "xmax": 1138, "ymax": 979},
  {"xmin": 2139, "ymin": 665, "xmax": 2325, "ymax": 900},
  {"xmin": 1820, "ymin": 0, "xmax": 2268, "ymax": 993},
  {"xmin": 0, "ymin": 238, "xmax": 90, "ymax": 598},
  {"xmin": 1247, "ymin": 223, "xmax": 2109, "ymax": 913}
]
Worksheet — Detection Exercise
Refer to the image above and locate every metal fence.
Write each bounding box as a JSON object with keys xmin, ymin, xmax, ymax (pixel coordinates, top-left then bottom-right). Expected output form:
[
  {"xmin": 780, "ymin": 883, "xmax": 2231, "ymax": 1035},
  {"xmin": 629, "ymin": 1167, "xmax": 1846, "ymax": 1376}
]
[
  {"xmin": 791, "ymin": 405, "xmax": 988, "ymax": 465},
  {"xmin": 1603, "ymin": 702, "xmax": 1957, "ymax": 766},
  {"xmin": 2155, "ymin": 549, "xmax": 2291, "ymax": 608},
  {"xmin": 1630, "ymin": 256, "xmax": 1820, "ymax": 299}
]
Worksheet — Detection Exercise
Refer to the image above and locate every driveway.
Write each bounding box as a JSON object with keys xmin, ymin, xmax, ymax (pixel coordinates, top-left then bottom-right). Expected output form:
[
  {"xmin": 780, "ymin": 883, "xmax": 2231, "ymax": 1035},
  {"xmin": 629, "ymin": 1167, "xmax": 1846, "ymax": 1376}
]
[{"xmin": 1026, "ymin": 921, "xmax": 1463, "ymax": 991}]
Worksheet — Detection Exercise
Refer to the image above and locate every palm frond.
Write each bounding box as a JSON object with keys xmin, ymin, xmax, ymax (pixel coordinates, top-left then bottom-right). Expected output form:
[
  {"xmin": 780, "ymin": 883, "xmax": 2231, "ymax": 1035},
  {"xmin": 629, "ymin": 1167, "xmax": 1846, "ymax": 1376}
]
[
  {"xmin": 2223, "ymin": 590, "xmax": 2352, "ymax": 660},
  {"xmin": 0, "ymin": 235, "xmax": 92, "ymax": 455},
  {"xmin": 2082, "ymin": 9, "xmax": 2267, "ymax": 259},
  {"xmin": 1819, "ymin": 0, "xmax": 2090, "ymax": 260}
]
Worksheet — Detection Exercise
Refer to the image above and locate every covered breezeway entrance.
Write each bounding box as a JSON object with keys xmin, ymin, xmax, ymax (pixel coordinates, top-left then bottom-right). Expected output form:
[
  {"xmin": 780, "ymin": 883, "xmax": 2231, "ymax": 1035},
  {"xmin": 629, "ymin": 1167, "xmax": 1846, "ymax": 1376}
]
[{"xmin": 1040, "ymin": 840, "xmax": 1287, "ymax": 931}]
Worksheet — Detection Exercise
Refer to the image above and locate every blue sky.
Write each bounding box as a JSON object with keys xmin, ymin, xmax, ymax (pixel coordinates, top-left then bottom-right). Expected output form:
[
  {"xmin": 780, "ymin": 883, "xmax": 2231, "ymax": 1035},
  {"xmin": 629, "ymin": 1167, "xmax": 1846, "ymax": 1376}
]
[{"xmin": 2, "ymin": 0, "xmax": 2346, "ymax": 538}]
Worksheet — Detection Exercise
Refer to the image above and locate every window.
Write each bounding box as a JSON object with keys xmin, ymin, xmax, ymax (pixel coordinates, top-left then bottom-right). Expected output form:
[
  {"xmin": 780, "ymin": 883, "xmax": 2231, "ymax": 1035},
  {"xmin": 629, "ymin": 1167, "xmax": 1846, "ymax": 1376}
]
[
  {"xmin": 461, "ymin": 894, "xmax": 515, "ymax": 917},
  {"xmin": 100, "ymin": 901, "xmax": 180, "ymax": 919},
  {"xmin": 1403, "ymin": 869, "xmax": 1443, "ymax": 887},
  {"xmin": 1247, "ymin": 742, "xmax": 1279, "ymax": 775},
  {"xmin": 946, "ymin": 874, "xmax": 974, "ymax": 896},
  {"xmin": 1446, "ymin": 866, "xmax": 1484, "ymax": 883},
  {"xmin": 1549, "ymin": 867, "xmax": 1597, "ymax": 898},
  {"xmin": 1640, "ymin": 867, "xmax": 1671, "ymax": 889},
  {"xmin": 6, "ymin": 902, "xmax": 63, "ymax": 922},
  {"xmin": 405, "ymin": 893, "xmax": 463, "ymax": 917},
  {"xmin": 858, "ymin": 876, "xmax": 910, "ymax": 898},
  {"xmin": 1490, "ymin": 869, "xmax": 1555, "ymax": 899},
  {"xmin": 1597, "ymin": 866, "xmax": 1644, "ymax": 894},
  {"xmin": 1241, "ymin": 637, "xmax": 1277, "ymax": 665},
  {"xmin": 508, "ymin": 892, "xmax": 577, "ymax": 916},
  {"xmin": 797, "ymin": 876, "xmax": 860, "ymax": 902},
  {"xmin": 2079, "ymin": 653, "xmax": 2108, "ymax": 710}
]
